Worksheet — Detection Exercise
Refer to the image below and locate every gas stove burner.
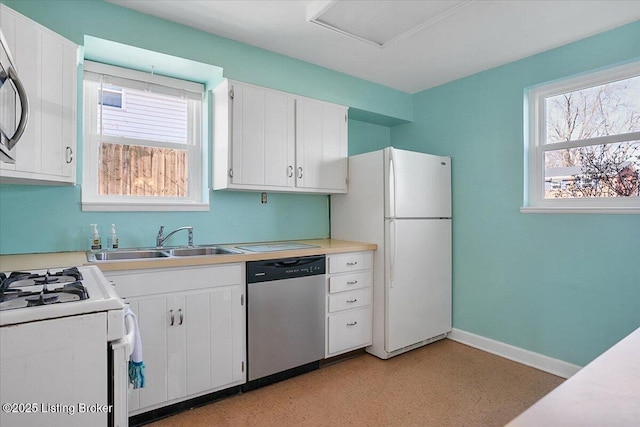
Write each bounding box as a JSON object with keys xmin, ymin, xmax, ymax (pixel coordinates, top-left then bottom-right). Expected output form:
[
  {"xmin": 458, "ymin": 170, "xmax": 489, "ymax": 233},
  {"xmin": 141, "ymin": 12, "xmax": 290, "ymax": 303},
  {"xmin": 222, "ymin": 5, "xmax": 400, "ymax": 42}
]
[
  {"xmin": 0, "ymin": 265, "xmax": 126, "ymax": 326},
  {"xmin": 26, "ymin": 292, "xmax": 60, "ymax": 306},
  {"xmin": 0, "ymin": 267, "xmax": 90, "ymax": 312},
  {"xmin": 1, "ymin": 267, "xmax": 84, "ymax": 290}
]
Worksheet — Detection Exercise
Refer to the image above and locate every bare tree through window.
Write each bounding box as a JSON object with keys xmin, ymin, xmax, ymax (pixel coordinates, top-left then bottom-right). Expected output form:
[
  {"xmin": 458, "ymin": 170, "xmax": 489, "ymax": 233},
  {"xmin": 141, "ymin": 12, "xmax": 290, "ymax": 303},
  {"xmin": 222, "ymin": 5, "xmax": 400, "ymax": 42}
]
[{"xmin": 543, "ymin": 75, "xmax": 640, "ymax": 199}]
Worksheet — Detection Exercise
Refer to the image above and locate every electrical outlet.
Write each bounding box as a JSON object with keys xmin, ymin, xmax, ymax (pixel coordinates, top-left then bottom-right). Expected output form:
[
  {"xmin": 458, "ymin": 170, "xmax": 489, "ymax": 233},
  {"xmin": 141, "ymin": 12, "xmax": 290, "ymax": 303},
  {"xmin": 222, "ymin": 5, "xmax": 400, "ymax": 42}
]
[{"xmin": 261, "ymin": 192, "xmax": 267, "ymax": 204}]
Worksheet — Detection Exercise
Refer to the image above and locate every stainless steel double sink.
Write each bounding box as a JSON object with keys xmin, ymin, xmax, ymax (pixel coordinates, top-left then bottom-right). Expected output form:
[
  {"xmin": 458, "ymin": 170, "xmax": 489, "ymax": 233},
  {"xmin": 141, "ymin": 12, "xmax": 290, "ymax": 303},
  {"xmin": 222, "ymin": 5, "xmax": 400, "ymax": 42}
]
[{"xmin": 87, "ymin": 245, "xmax": 242, "ymax": 262}]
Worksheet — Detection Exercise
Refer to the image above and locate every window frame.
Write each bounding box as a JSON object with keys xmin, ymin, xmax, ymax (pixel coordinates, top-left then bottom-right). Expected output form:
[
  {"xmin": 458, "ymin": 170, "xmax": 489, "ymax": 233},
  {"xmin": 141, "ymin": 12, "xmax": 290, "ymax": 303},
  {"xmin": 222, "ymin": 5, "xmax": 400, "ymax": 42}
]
[
  {"xmin": 523, "ymin": 60, "xmax": 640, "ymax": 214},
  {"xmin": 82, "ymin": 61, "xmax": 208, "ymax": 212}
]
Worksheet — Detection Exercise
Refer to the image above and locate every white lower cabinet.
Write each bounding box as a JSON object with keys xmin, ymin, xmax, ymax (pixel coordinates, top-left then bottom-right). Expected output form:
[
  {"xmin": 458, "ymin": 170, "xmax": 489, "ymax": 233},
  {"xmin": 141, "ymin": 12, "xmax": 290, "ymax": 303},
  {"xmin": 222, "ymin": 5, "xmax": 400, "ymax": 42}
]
[
  {"xmin": 327, "ymin": 308, "xmax": 372, "ymax": 355},
  {"xmin": 104, "ymin": 263, "xmax": 245, "ymax": 414},
  {"xmin": 325, "ymin": 251, "xmax": 373, "ymax": 357}
]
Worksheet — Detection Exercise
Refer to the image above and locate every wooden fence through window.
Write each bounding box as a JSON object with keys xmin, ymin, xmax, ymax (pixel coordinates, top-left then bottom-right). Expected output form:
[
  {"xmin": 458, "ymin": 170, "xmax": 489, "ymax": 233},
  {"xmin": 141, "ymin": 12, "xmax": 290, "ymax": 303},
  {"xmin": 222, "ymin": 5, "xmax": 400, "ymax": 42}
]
[{"xmin": 99, "ymin": 143, "xmax": 188, "ymax": 197}]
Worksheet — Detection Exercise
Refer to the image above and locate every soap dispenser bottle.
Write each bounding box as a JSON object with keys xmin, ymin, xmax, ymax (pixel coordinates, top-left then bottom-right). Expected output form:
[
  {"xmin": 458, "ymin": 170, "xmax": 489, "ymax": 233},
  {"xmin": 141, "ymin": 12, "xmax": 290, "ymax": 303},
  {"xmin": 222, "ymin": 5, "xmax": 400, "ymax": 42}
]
[
  {"xmin": 90, "ymin": 224, "xmax": 102, "ymax": 251},
  {"xmin": 108, "ymin": 224, "xmax": 119, "ymax": 250}
]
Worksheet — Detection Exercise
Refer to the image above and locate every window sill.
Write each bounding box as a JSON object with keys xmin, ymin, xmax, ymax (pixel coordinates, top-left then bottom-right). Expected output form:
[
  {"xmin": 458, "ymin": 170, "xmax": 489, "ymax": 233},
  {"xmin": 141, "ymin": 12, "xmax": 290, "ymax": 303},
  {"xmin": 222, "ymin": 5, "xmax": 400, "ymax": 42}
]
[
  {"xmin": 520, "ymin": 207, "xmax": 640, "ymax": 214},
  {"xmin": 82, "ymin": 201, "xmax": 210, "ymax": 212}
]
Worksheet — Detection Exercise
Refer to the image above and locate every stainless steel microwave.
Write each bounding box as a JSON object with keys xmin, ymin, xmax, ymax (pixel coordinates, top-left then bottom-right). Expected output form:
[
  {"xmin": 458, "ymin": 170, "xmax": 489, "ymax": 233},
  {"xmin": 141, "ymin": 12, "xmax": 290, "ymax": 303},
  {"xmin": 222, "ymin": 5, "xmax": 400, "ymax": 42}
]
[{"xmin": 0, "ymin": 30, "xmax": 29, "ymax": 164}]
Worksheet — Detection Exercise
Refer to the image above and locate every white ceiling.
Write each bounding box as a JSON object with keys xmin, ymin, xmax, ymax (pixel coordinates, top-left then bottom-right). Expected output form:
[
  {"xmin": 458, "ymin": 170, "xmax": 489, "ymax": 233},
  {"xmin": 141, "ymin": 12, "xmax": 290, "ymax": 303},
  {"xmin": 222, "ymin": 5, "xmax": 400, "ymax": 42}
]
[{"xmin": 108, "ymin": 0, "xmax": 640, "ymax": 94}]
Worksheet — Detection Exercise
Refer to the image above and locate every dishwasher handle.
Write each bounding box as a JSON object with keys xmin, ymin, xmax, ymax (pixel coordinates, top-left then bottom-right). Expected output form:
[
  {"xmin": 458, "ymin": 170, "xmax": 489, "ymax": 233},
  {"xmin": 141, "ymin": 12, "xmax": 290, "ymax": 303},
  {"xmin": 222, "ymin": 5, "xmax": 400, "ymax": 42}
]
[{"xmin": 273, "ymin": 259, "xmax": 304, "ymax": 267}]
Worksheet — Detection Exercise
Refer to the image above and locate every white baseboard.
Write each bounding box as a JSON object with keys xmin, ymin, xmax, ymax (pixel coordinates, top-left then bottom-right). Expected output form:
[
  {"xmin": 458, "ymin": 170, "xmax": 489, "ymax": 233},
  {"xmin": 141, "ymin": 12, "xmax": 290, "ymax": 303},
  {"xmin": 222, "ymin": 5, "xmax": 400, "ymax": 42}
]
[{"xmin": 447, "ymin": 328, "xmax": 581, "ymax": 379}]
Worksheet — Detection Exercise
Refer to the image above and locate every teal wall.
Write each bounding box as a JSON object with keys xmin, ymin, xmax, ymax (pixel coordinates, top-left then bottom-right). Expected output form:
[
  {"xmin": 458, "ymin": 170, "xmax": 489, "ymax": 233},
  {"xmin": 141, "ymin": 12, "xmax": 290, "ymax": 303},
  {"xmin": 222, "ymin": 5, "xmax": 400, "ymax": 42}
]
[
  {"xmin": 347, "ymin": 120, "xmax": 391, "ymax": 155},
  {"xmin": 392, "ymin": 20, "xmax": 640, "ymax": 366},
  {"xmin": 0, "ymin": 0, "xmax": 406, "ymax": 254}
]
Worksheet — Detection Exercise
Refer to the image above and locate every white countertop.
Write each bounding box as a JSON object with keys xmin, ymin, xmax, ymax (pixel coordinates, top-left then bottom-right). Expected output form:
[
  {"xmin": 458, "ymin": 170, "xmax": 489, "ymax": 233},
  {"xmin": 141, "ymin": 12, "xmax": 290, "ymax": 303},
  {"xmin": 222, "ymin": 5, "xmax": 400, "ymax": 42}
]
[{"xmin": 507, "ymin": 327, "xmax": 640, "ymax": 426}]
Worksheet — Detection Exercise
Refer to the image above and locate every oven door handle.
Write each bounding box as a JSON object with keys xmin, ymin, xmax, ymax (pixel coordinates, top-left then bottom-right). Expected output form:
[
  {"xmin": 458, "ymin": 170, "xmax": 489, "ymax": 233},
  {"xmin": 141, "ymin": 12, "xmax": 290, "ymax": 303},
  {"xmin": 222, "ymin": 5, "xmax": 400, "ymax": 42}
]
[{"xmin": 123, "ymin": 314, "xmax": 136, "ymax": 357}]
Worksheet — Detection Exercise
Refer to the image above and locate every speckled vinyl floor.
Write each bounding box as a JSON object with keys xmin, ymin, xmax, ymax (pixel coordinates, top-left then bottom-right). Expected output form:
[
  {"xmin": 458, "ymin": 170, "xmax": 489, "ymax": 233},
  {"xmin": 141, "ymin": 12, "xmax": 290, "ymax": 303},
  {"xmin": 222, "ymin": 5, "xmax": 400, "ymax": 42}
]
[{"xmin": 145, "ymin": 339, "xmax": 564, "ymax": 427}]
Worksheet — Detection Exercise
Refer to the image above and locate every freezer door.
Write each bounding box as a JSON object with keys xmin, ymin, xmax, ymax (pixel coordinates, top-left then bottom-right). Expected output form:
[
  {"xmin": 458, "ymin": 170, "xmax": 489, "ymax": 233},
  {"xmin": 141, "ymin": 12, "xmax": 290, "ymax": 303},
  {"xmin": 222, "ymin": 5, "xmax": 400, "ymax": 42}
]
[
  {"xmin": 385, "ymin": 218, "xmax": 451, "ymax": 353},
  {"xmin": 384, "ymin": 148, "xmax": 451, "ymax": 219}
]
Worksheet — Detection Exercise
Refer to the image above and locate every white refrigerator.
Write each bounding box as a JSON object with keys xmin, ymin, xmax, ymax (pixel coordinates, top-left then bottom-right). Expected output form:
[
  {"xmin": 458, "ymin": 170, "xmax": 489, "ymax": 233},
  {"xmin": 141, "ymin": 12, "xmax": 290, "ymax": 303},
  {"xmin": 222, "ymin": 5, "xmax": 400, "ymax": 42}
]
[{"xmin": 330, "ymin": 147, "xmax": 452, "ymax": 359}]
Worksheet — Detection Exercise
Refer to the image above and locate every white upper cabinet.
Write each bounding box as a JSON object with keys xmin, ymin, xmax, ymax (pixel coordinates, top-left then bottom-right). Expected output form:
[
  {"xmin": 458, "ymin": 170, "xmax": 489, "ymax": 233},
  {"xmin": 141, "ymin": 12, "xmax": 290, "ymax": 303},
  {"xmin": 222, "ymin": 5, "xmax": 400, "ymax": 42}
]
[
  {"xmin": 214, "ymin": 80, "xmax": 295, "ymax": 190},
  {"xmin": 295, "ymin": 97, "xmax": 348, "ymax": 192},
  {"xmin": 213, "ymin": 79, "xmax": 348, "ymax": 194},
  {"xmin": 0, "ymin": 5, "xmax": 77, "ymax": 185}
]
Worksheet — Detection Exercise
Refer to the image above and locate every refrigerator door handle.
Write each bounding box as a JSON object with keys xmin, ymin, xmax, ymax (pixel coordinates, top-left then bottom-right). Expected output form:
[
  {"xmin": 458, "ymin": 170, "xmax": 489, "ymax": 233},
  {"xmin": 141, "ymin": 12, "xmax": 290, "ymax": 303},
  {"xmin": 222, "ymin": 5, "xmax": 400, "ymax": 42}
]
[
  {"xmin": 389, "ymin": 219, "xmax": 396, "ymax": 288},
  {"xmin": 388, "ymin": 148, "xmax": 397, "ymax": 218}
]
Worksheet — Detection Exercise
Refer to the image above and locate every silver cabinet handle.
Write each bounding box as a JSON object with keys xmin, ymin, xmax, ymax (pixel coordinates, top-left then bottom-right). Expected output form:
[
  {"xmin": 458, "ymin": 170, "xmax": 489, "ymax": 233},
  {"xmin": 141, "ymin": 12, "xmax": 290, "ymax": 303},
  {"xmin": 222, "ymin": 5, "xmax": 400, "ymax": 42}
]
[
  {"xmin": 346, "ymin": 299, "xmax": 357, "ymax": 303},
  {"xmin": 346, "ymin": 280, "xmax": 358, "ymax": 285},
  {"xmin": 346, "ymin": 261, "xmax": 358, "ymax": 266},
  {"xmin": 287, "ymin": 165, "xmax": 294, "ymax": 178},
  {"xmin": 178, "ymin": 309, "xmax": 184, "ymax": 325},
  {"xmin": 346, "ymin": 321, "xmax": 358, "ymax": 326},
  {"xmin": 169, "ymin": 309, "xmax": 175, "ymax": 326},
  {"xmin": 297, "ymin": 166, "xmax": 303, "ymax": 179},
  {"xmin": 65, "ymin": 146, "xmax": 73, "ymax": 164}
]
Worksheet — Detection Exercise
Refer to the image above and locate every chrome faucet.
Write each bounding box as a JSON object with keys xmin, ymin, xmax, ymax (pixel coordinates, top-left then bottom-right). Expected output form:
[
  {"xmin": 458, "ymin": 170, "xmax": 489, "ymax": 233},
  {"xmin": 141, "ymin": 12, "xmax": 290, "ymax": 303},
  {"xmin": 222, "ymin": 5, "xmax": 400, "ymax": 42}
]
[{"xmin": 156, "ymin": 225, "xmax": 193, "ymax": 248}]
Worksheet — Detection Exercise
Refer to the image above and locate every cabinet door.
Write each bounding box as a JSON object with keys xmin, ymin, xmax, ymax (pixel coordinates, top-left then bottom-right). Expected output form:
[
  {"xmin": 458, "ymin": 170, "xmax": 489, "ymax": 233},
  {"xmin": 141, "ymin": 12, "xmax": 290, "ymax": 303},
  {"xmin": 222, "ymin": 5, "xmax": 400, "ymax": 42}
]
[
  {"xmin": 135, "ymin": 296, "xmax": 169, "ymax": 409},
  {"xmin": 209, "ymin": 284, "xmax": 245, "ymax": 388},
  {"xmin": 166, "ymin": 295, "xmax": 187, "ymax": 401},
  {"xmin": 185, "ymin": 290, "xmax": 212, "ymax": 395},
  {"xmin": 40, "ymin": 34, "xmax": 76, "ymax": 180},
  {"xmin": 231, "ymin": 83, "xmax": 294, "ymax": 188},
  {"xmin": 0, "ymin": 5, "xmax": 77, "ymax": 184},
  {"xmin": 295, "ymin": 97, "xmax": 348, "ymax": 192}
]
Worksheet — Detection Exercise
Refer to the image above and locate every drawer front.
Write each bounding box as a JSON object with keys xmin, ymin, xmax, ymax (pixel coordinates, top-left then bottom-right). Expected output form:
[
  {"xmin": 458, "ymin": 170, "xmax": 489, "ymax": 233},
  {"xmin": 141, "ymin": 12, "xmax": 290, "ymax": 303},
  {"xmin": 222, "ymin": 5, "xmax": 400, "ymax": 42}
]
[
  {"xmin": 328, "ymin": 288, "xmax": 371, "ymax": 313},
  {"xmin": 329, "ymin": 271, "xmax": 371, "ymax": 294},
  {"xmin": 106, "ymin": 264, "xmax": 243, "ymax": 298},
  {"xmin": 328, "ymin": 308, "xmax": 372, "ymax": 355},
  {"xmin": 328, "ymin": 252, "xmax": 372, "ymax": 274}
]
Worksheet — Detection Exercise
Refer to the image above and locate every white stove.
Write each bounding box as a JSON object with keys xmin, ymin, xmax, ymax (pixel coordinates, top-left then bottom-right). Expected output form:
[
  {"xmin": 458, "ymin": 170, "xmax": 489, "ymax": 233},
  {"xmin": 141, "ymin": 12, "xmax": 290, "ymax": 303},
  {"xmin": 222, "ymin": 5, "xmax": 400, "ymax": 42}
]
[{"xmin": 0, "ymin": 265, "xmax": 131, "ymax": 427}]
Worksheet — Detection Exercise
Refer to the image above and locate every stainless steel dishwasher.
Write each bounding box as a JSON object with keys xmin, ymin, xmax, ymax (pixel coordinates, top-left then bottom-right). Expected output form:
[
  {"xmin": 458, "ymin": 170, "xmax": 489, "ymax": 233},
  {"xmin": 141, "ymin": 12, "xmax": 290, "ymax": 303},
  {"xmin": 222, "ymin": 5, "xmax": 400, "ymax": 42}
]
[{"xmin": 246, "ymin": 255, "xmax": 325, "ymax": 388}]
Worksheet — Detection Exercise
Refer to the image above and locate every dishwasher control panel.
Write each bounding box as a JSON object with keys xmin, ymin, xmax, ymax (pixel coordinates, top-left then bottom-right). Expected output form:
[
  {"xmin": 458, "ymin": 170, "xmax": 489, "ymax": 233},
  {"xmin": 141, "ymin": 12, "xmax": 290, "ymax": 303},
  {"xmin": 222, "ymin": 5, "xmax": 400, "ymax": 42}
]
[{"xmin": 247, "ymin": 255, "xmax": 326, "ymax": 283}]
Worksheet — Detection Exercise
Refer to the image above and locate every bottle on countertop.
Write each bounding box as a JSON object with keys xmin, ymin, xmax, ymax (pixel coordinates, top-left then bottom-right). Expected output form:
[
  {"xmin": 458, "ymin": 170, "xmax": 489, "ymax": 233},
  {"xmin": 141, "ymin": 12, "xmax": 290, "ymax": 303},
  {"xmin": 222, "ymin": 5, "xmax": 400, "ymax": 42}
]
[
  {"xmin": 90, "ymin": 224, "xmax": 102, "ymax": 251},
  {"xmin": 108, "ymin": 224, "xmax": 119, "ymax": 250}
]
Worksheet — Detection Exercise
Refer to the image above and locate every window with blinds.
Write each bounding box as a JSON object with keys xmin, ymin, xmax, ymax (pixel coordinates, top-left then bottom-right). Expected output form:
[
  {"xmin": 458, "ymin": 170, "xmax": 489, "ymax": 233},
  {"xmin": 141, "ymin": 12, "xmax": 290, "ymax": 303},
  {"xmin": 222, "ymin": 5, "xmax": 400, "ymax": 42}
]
[{"xmin": 82, "ymin": 61, "xmax": 207, "ymax": 211}]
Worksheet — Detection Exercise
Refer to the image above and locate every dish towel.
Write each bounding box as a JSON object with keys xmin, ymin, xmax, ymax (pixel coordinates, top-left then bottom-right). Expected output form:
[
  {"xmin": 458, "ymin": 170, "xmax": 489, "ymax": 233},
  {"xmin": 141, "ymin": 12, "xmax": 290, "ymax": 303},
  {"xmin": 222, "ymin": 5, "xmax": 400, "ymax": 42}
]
[{"xmin": 125, "ymin": 307, "xmax": 146, "ymax": 389}]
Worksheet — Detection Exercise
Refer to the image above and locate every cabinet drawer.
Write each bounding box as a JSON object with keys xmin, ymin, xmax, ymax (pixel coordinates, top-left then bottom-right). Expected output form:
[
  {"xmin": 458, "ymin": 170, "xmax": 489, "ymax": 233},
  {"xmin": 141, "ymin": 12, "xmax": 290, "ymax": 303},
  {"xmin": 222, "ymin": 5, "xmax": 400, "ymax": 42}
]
[
  {"xmin": 328, "ymin": 252, "xmax": 372, "ymax": 274},
  {"xmin": 327, "ymin": 308, "xmax": 372, "ymax": 355},
  {"xmin": 328, "ymin": 271, "xmax": 371, "ymax": 293},
  {"xmin": 328, "ymin": 288, "xmax": 371, "ymax": 313}
]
